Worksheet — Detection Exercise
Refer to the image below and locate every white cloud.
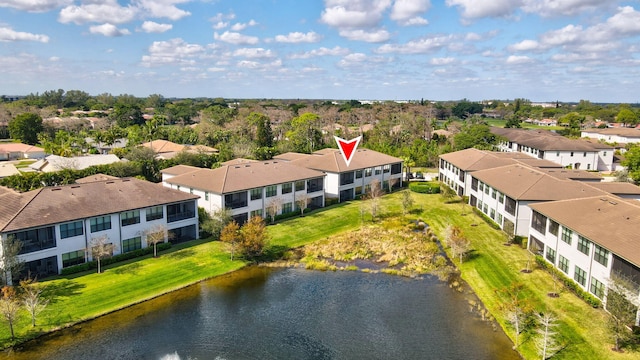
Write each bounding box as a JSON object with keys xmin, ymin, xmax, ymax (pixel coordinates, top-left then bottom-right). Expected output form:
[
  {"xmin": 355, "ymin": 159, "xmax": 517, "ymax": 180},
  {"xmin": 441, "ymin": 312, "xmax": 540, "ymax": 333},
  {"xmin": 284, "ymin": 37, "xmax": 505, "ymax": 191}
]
[
  {"xmin": 0, "ymin": 0, "xmax": 71, "ymax": 13},
  {"xmin": 274, "ymin": 31, "xmax": 322, "ymax": 43},
  {"xmin": 207, "ymin": 67, "xmax": 226, "ymax": 72},
  {"xmin": 230, "ymin": 20, "xmax": 258, "ymax": 31},
  {"xmin": 320, "ymin": 0, "xmax": 392, "ymax": 28},
  {"xmin": 338, "ymin": 52, "xmax": 368, "ymax": 67},
  {"xmin": 237, "ymin": 59, "xmax": 282, "ymax": 70},
  {"xmin": 210, "ymin": 12, "xmax": 235, "ymax": 22},
  {"xmin": 523, "ymin": 0, "xmax": 616, "ymax": 17},
  {"xmin": 49, "ymin": 56, "xmax": 60, "ymax": 61},
  {"xmin": 509, "ymin": 39, "xmax": 540, "ymax": 51},
  {"xmin": 214, "ymin": 31, "xmax": 259, "ymax": 45},
  {"xmin": 430, "ymin": 57, "xmax": 455, "ymax": 65},
  {"xmin": 376, "ymin": 34, "xmax": 454, "ymax": 54},
  {"xmin": 141, "ymin": 38, "xmax": 205, "ymax": 67},
  {"xmin": 212, "ymin": 22, "xmax": 228, "ymax": 30},
  {"xmin": 0, "ymin": 26, "xmax": 49, "ymax": 42},
  {"xmin": 338, "ymin": 29, "xmax": 390, "ymax": 43},
  {"xmin": 446, "ymin": 0, "xmax": 520, "ymax": 19},
  {"xmin": 140, "ymin": 21, "xmax": 172, "ymax": 33},
  {"xmin": 506, "ymin": 55, "xmax": 533, "ymax": 64},
  {"xmin": 135, "ymin": 0, "xmax": 191, "ymax": 21},
  {"xmin": 233, "ymin": 48, "xmax": 275, "ymax": 59},
  {"xmin": 289, "ymin": 46, "xmax": 349, "ymax": 59},
  {"xmin": 606, "ymin": 6, "xmax": 640, "ymax": 35},
  {"xmin": 89, "ymin": 23, "xmax": 130, "ymax": 37},
  {"xmin": 59, "ymin": 1, "xmax": 137, "ymax": 25},
  {"xmin": 390, "ymin": 0, "xmax": 430, "ymax": 25}
]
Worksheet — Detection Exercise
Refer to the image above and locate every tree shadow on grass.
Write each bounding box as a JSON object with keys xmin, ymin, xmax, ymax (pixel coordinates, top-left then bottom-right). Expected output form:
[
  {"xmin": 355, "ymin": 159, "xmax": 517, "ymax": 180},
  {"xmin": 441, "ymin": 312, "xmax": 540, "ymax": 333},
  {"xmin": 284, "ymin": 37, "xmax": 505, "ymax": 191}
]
[
  {"xmin": 260, "ymin": 245, "xmax": 291, "ymax": 262},
  {"xmin": 111, "ymin": 262, "xmax": 142, "ymax": 275},
  {"xmin": 166, "ymin": 248, "xmax": 196, "ymax": 260},
  {"xmin": 41, "ymin": 280, "xmax": 85, "ymax": 305}
]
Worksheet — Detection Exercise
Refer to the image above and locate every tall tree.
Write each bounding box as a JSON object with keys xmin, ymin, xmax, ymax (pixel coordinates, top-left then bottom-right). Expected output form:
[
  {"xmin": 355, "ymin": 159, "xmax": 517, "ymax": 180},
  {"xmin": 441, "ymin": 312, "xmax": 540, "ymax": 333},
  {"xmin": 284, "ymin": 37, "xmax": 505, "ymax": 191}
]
[
  {"xmin": 248, "ymin": 112, "xmax": 274, "ymax": 148},
  {"xmin": 20, "ymin": 278, "xmax": 49, "ymax": 327},
  {"xmin": 295, "ymin": 193, "xmax": 310, "ymax": 216},
  {"xmin": 401, "ymin": 189, "xmax": 414, "ymax": 215},
  {"xmin": 266, "ymin": 197, "xmax": 283, "ymax": 224},
  {"xmin": 621, "ymin": 144, "xmax": 640, "ymax": 184},
  {"xmin": 617, "ymin": 108, "xmax": 639, "ymax": 127},
  {"xmin": 0, "ymin": 286, "xmax": 20, "ymax": 341},
  {"xmin": 453, "ymin": 124, "xmax": 498, "ymax": 151},
  {"xmin": 365, "ymin": 179, "xmax": 384, "ymax": 221},
  {"xmin": 111, "ymin": 102, "xmax": 144, "ymax": 127},
  {"xmin": 142, "ymin": 224, "xmax": 168, "ymax": 258},
  {"xmin": 220, "ymin": 221, "xmax": 241, "ymax": 260},
  {"xmin": 286, "ymin": 112, "xmax": 323, "ymax": 153},
  {"xmin": 90, "ymin": 235, "xmax": 115, "ymax": 274},
  {"xmin": 534, "ymin": 312, "xmax": 563, "ymax": 359},
  {"xmin": 239, "ymin": 216, "xmax": 268, "ymax": 259},
  {"xmin": 1, "ymin": 236, "xmax": 23, "ymax": 286},
  {"xmin": 8, "ymin": 112, "xmax": 43, "ymax": 145},
  {"xmin": 606, "ymin": 273, "xmax": 639, "ymax": 352}
]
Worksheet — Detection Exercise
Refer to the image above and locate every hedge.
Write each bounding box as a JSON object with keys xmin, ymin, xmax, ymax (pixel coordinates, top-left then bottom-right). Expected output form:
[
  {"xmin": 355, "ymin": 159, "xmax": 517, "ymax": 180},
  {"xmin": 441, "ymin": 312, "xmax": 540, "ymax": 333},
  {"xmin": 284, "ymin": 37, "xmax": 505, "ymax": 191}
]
[
  {"xmin": 61, "ymin": 242, "xmax": 173, "ymax": 275},
  {"xmin": 471, "ymin": 207, "xmax": 502, "ymax": 230},
  {"xmin": 409, "ymin": 182, "xmax": 441, "ymax": 194},
  {"xmin": 535, "ymin": 255, "xmax": 602, "ymax": 308}
]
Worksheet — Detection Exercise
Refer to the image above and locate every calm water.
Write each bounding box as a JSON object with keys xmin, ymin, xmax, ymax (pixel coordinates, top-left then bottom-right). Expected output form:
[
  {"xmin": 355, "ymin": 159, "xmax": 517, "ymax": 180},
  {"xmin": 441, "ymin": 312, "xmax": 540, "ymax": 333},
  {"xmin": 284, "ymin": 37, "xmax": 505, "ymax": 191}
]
[{"xmin": 5, "ymin": 267, "xmax": 520, "ymax": 360}]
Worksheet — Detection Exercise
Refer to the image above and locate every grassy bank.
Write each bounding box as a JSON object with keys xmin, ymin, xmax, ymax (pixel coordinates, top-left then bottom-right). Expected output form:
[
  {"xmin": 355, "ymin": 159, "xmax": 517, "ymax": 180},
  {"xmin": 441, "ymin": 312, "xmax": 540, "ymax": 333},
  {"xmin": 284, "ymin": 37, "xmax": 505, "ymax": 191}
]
[{"xmin": 0, "ymin": 192, "xmax": 634, "ymax": 359}]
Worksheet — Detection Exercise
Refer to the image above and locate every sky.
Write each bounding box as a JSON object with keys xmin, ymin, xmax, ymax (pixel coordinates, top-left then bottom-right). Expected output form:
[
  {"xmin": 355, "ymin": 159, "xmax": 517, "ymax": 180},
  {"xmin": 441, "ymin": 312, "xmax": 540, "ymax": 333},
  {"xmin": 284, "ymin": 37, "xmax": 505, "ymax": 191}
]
[{"xmin": 1, "ymin": 0, "xmax": 640, "ymax": 102}]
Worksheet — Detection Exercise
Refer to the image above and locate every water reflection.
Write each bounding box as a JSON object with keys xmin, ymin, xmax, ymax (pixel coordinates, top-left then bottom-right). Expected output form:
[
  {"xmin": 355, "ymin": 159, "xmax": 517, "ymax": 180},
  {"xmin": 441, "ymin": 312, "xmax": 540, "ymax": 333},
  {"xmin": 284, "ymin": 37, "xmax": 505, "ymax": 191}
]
[{"xmin": 4, "ymin": 267, "xmax": 519, "ymax": 360}]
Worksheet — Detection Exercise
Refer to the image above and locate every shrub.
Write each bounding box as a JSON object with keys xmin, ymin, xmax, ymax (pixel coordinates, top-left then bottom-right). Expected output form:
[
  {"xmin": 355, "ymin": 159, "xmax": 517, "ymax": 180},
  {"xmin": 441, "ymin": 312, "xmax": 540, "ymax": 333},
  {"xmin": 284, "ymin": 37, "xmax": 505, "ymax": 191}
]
[
  {"xmin": 409, "ymin": 182, "xmax": 440, "ymax": 194},
  {"xmin": 471, "ymin": 208, "xmax": 501, "ymax": 230},
  {"xmin": 61, "ymin": 243, "xmax": 172, "ymax": 275},
  {"xmin": 535, "ymin": 256, "xmax": 602, "ymax": 308}
]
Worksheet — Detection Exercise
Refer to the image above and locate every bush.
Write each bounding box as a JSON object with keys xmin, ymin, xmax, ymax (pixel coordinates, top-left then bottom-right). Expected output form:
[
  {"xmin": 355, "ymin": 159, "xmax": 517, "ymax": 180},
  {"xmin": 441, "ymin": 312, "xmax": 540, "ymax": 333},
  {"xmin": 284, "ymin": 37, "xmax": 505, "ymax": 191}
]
[
  {"xmin": 325, "ymin": 197, "xmax": 340, "ymax": 206},
  {"xmin": 471, "ymin": 207, "xmax": 501, "ymax": 230},
  {"xmin": 409, "ymin": 182, "xmax": 440, "ymax": 194},
  {"xmin": 535, "ymin": 256, "xmax": 602, "ymax": 308},
  {"xmin": 61, "ymin": 242, "xmax": 172, "ymax": 275}
]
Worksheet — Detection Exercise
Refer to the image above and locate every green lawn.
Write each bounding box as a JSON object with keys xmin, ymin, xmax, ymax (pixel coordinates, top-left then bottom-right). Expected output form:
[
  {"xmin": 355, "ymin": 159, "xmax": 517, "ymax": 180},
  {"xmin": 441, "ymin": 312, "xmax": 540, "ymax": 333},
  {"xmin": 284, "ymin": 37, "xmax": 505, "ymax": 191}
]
[
  {"xmin": 0, "ymin": 192, "xmax": 635, "ymax": 359},
  {"xmin": 486, "ymin": 118, "xmax": 564, "ymax": 131}
]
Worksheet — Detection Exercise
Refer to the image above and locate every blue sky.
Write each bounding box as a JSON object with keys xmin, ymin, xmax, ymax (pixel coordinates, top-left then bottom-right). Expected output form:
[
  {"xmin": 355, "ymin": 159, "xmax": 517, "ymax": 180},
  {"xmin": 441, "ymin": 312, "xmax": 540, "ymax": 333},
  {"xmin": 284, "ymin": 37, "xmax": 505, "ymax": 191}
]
[{"xmin": 1, "ymin": 0, "xmax": 640, "ymax": 102}]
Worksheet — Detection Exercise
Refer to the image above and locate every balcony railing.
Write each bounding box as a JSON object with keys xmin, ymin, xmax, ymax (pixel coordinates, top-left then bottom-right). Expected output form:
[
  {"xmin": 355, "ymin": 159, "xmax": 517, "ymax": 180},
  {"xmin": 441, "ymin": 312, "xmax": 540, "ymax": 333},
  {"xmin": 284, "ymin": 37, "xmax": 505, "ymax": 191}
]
[{"xmin": 168, "ymin": 210, "xmax": 195, "ymax": 223}]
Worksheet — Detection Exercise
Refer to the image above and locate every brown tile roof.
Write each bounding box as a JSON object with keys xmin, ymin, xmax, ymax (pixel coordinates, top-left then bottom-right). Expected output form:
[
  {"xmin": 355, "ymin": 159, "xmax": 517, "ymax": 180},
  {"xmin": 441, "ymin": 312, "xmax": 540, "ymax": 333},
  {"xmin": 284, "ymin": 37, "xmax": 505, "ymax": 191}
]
[
  {"xmin": 75, "ymin": 173, "xmax": 120, "ymax": 183},
  {"xmin": 161, "ymin": 164, "xmax": 200, "ymax": 176},
  {"xmin": 141, "ymin": 140, "xmax": 185, "ymax": 153},
  {"xmin": 582, "ymin": 128, "xmax": 640, "ymax": 138},
  {"xmin": 440, "ymin": 148, "xmax": 518, "ymax": 171},
  {"xmin": 0, "ymin": 163, "xmax": 20, "ymax": 177},
  {"xmin": 530, "ymin": 196, "xmax": 640, "ymax": 267},
  {"xmin": 587, "ymin": 182, "xmax": 640, "ymax": 195},
  {"xmin": 164, "ymin": 161, "xmax": 326, "ymax": 194},
  {"xmin": 220, "ymin": 158, "xmax": 259, "ymax": 166},
  {"xmin": 0, "ymin": 178, "xmax": 198, "ymax": 233},
  {"xmin": 0, "ymin": 143, "xmax": 45, "ymax": 153},
  {"xmin": 273, "ymin": 152, "xmax": 312, "ymax": 161},
  {"xmin": 537, "ymin": 168, "xmax": 603, "ymax": 181},
  {"xmin": 472, "ymin": 164, "xmax": 607, "ymax": 201},
  {"xmin": 491, "ymin": 127, "xmax": 607, "ymax": 151},
  {"xmin": 291, "ymin": 148, "xmax": 402, "ymax": 173}
]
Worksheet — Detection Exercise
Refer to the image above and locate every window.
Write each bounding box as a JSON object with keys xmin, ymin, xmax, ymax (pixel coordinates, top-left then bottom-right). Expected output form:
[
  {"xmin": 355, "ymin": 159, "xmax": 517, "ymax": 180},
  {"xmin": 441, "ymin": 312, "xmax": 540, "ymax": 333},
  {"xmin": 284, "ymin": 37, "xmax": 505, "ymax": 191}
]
[
  {"xmin": 498, "ymin": 193, "xmax": 504, "ymax": 204},
  {"xmin": 383, "ymin": 164, "xmax": 390, "ymax": 173},
  {"xmin": 283, "ymin": 202, "xmax": 293, "ymax": 213},
  {"xmin": 365, "ymin": 168, "xmax": 373, "ymax": 177},
  {"xmin": 471, "ymin": 178, "xmax": 478, "ymax": 191},
  {"xmin": 122, "ymin": 237, "xmax": 142, "ymax": 253},
  {"xmin": 577, "ymin": 236, "xmax": 590, "ymax": 255},
  {"xmin": 391, "ymin": 163, "xmax": 402, "ymax": 174},
  {"xmin": 225, "ymin": 192, "xmax": 248, "ymax": 209},
  {"xmin": 250, "ymin": 188, "xmax": 262, "ymax": 201},
  {"xmin": 504, "ymin": 196, "xmax": 516, "ymax": 216},
  {"xmin": 12, "ymin": 227, "xmax": 56, "ymax": 254},
  {"xmin": 60, "ymin": 221, "xmax": 83, "ymax": 239},
  {"xmin": 590, "ymin": 277, "xmax": 605, "ymax": 299},
  {"xmin": 307, "ymin": 178, "xmax": 323, "ymax": 193},
  {"xmin": 340, "ymin": 172, "xmax": 355, "ymax": 185},
  {"xmin": 121, "ymin": 210, "xmax": 140, "ymax": 226},
  {"xmin": 355, "ymin": 169, "xmax": 363, "ymax": 179},
  {"xmin": 146, "ymin": 206, "xmax": 163, "ymax": 221},
  {"xmin": 556, "ymin": 151, "xmax": 560, "ymax": 156},
  {"xmin": 549, "ymin": 220, "xmax": 559, "ymax": 237},
  {"xmin": 483, "ymin": 203, "xmax": 488, "ymax": 214},
  {"xmin": 583, "ymin": 152, "xmax": 587, "ymax": 157},
  {"xmin": 561, "ymin": 227, "xmax": 572, "ymax": 244},
  {"xmin": 250, "ymin": 209, "xmax": 263, "ymax": 218},
  {"xmin": 491, "ymin": 189, "xmax": 497, "ymax": 199},
  {"xmin": 594, "ymin": 245, "xmax": 609, "ymax": 267},
  {"xmin": 570, "ymin": 151, "xmax": 574, "ymax": 157},
  {"xmin": 189, "ymin": 188, "xmax": 193, "ymax": 194},
  {"xmin": 295, "ymin": 180, "xmax": 305, "ymax": 191},
  {"xmin": 205, "ymin": 192, "xmax": 209, "ymax": 201},
  {"xmin": 559, "ymin": 255, "xmax": 569, "ymax": 274},
  {"xmin": 167, "ymin": 201, "xmax": 196, "ymax": 222},
  {"xmin": 62, "ymin": 250, "xmax": 85, "ymax": 268},
  {"xmin": 265, "ymin": 185, "xmax": 277, "ymax": 197},
  {"xmin": 484, "ymin": 185, "xmax": 490, "ymax": 195},
  {"xmin": 603, "ymin": 151, "xmax": 607, "ymax": 157},
  {"xmin": 355, "ymin": 186, "xmax": 362, "ymax": 195},
  {"xmin": 574, "ymin": 266, "xmax": 587, "ymax": 286},
  {"xmin": 490, "ymin": 209, "xmax": 495, "ymax": 220},
  {"xmin": 531, "ymin": 211, "xmax": 547, "ymax": 234},
  {"xmin": 479, "ymin": 183, "xmax": 484, "ymax": 192},
  {"xmin": 282, "ymin": 182, "xmax": 293, "ymax": 194},
  {"xmin": 374, "ymin": 166, "xmax": 382, "ymax": 175},
  {"xmin": 478, "ymin": 200, "xmax": 483, "ymax": 210},
  {"xmin": 497, "ymin": 213, "xmax": 503, "ymax": 226},
  {"xmin": 546, "ymin": 246, "xmax": 556, "ymax": 264},
  {"xmin": 90, "ymin": 216, "xmax": 111, "ymax": 233}
]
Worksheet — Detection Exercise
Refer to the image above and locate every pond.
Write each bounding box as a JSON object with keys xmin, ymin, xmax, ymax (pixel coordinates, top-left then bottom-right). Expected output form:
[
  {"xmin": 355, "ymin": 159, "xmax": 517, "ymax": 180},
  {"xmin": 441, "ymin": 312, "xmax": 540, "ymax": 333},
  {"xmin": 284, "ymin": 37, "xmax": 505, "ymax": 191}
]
[{"xmin": 5, "ymin": 267, "xmax": 520, "ymax": 360}]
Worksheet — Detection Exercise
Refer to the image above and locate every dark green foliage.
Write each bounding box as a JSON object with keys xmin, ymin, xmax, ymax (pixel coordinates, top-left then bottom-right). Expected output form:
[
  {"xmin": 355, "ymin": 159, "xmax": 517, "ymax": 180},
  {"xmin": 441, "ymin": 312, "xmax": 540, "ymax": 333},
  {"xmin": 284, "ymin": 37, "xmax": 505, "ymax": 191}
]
[
  {"xmin": 471, "ymin": 207, "xmax": 501, "ymax": 230},
  {"xmin": 8, "ymin": 113, "xmax": 43, "ymax": 145},
  {"xmin": 535, "ymin": 256, "xmax": 602, "ymax": 308},
  {"xmin": 60, "ymin": 243, "xmax": 172, "ymax": 275},
  {"xmin": 111, "ymin": 102, "xmax": 144, "ymax": 127},
  {"xmin": 409, "ymin": 182, "xmax": 440, "ymax": 194},
  {"xmin": 453, "ymin": 124, "xmax": 498, "ymax": 150},
  {"xmin": 451, "ymin": 100, "xmax": 483, "ymax": 119}
]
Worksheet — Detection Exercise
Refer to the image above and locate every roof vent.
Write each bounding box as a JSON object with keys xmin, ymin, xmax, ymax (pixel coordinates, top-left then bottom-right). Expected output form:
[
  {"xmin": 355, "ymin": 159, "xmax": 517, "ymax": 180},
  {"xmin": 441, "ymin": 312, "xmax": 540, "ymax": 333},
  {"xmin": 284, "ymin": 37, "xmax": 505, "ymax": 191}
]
[
  {"xmin": 609, "ymin": 201, "xmax": 618, "ymax": 205},
  {"xmin": 71, "ymin": 185, "xmax": 80, "ymax": 188},
  {"xmin": 234, "ymin": 166, "xmax": 240, "ymax": 169},
  {"xmin": 122, "ymin": 179, "xmax": 130, "ymax": 182},
  {"xmin": 51, "ymin": 188, "xmax": 61, "ymax": 191},
  {"xmin": 106, "ymin": 181, "xmax": 114, "ymax": 184}
]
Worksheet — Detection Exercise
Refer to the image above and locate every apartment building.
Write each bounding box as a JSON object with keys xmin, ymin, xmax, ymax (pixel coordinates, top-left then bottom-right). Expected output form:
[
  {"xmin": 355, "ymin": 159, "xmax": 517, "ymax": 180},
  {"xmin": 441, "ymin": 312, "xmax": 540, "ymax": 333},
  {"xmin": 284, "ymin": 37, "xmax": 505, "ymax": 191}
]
[{"xmin": 0, "ymin": 178, "xmax": 199, "ymax": 278}]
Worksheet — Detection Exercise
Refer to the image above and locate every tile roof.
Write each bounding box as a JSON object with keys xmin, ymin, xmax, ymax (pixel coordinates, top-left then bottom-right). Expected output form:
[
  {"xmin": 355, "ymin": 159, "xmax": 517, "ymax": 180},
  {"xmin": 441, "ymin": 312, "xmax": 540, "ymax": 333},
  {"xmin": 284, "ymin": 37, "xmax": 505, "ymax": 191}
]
[
  {"xmin": 291, "ymin": 148, "xmax": 402, "ymax": 173},
  {"xmin": 29, "ymin": 154, "xmax": 121, "ymax": 172},
  {"xmin": 582, "ymin": 128, "xmax": 640, "ymax": 138},
  {"xmin": 164, "ymin": 161, "xmax": 326, "ymax": 194},
  {"xmin": 0, "ymin": 163, "xmax": 20, "ymax": 178},
  {"xmin": 537, "ymin": 168, "xmax": 603, "ymax": 181},
  {"xmin": 0, "ymin": 143, "xmax": 45, "ymax": 153},
  {"xmin": 74, "ymin": 173, "xmax": 120, "ymax": 183},
  {"xmin": 141, "ymin": 140, "xmax": 185, "ymax": 153},
  {"xmin": 161, "ymin": 164, "xmax": 201, "ymax": 176},
  {"xmin": 587, "ymin": 182, "xmax": 640, "ymax": 195},
  {"xmin": 491, "ymin": 127, "xmax": 608, "ymax": 151},
  {"xmin": 0, "ymin": 178, "xmax": 198, "ymax": 232},
  {"xmin": 439, "ymin": 148, "xmax": 521, "ymax": 171},
  {"xmin": 220, "ymin": 158, "xmax": 259, "ymax": 166},
  {"xmin": 273, "ymin": 152, "xmax": 312, "ymax": 161},
  {"xmin": 530, "ymin": 196, "xmax": 640, "ymax": 267},
  {"xmin": 471, "ymin": 164, "xmax": 607, "ymax": 201}
]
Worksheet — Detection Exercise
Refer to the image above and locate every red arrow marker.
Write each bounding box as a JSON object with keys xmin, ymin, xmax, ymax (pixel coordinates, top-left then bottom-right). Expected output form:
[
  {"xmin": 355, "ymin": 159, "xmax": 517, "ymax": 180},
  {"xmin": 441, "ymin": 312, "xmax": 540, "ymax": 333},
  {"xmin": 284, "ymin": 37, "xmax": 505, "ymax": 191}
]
[{"xmin": 334, "ymin": 135, "xmax": 362, "ymax": 167}]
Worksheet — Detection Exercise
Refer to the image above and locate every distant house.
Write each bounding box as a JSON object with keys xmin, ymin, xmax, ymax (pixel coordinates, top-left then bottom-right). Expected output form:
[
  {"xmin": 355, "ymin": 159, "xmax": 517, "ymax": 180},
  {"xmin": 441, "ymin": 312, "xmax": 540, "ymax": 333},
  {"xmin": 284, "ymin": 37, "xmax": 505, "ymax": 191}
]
[
  {"xmin": 141, "ymin": 140, "xmax": 218, "ymax": 160},
  {"xmin": 0, "ymin": 163, "xmax": 20, "ymax": 178},
  {"xmin": 162, "ymin": 161, "xmax": 326, "ymax": 224},
  {"xmin": 581, "ymin": 128, "xmax": 640, "ymax": 145},
  {"xmin": 492, "ymin": 127, "xmax": 614, "ymax": 171},
  {"xmin": 29, "ymin": 154, "xmax": 122, "ymax": 172},
  {"xmin": 85, "ymin": 137, "xmax": 128, "ymax": 155},
  {"xmin": 0, "ymin": 143, "xmax": 46, "ymax": 161},
  {"xmin": 0, "ymin": 178, "xmax": 199, "ymax": 278}
]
